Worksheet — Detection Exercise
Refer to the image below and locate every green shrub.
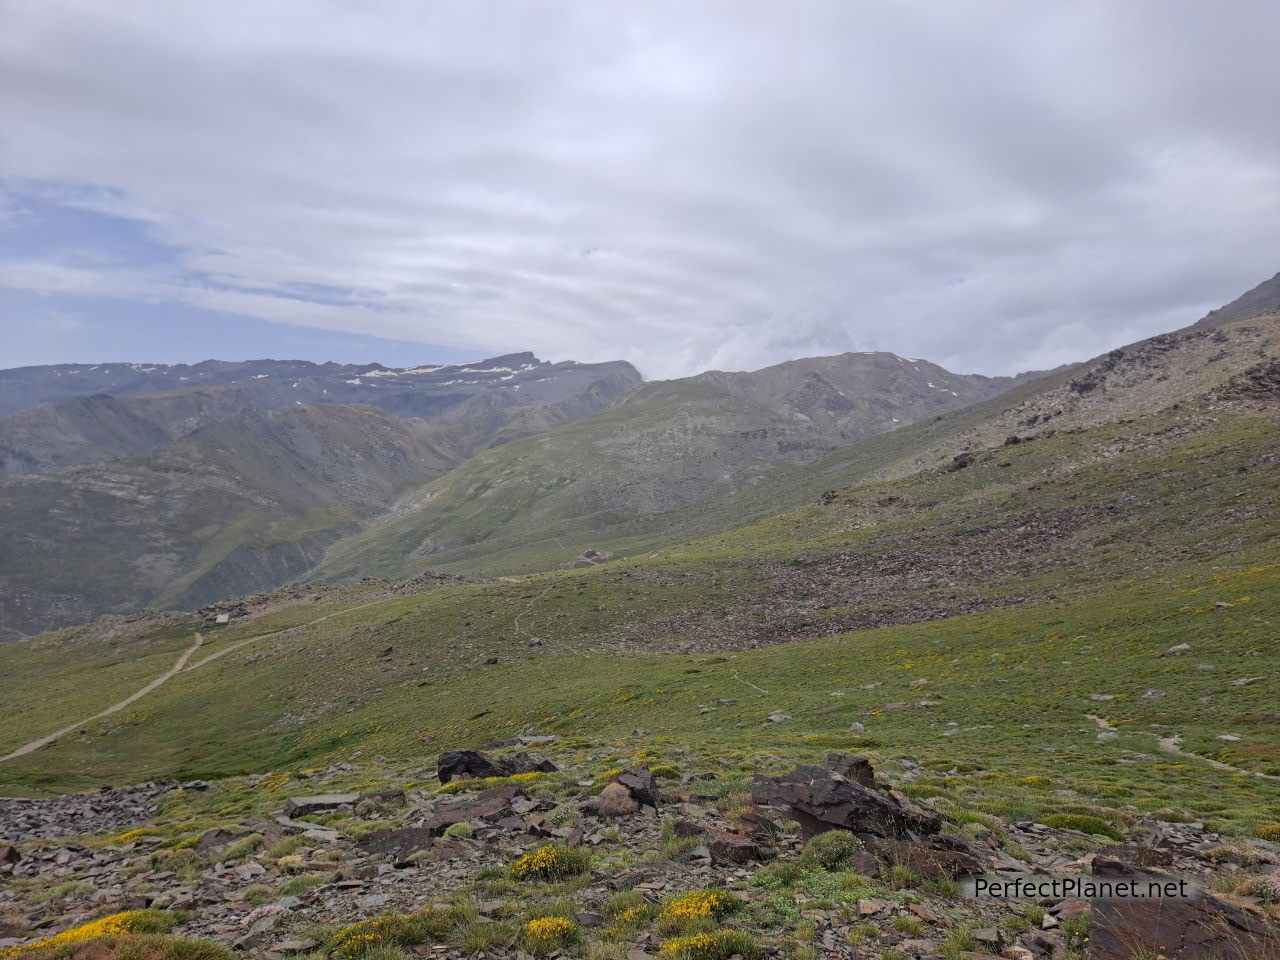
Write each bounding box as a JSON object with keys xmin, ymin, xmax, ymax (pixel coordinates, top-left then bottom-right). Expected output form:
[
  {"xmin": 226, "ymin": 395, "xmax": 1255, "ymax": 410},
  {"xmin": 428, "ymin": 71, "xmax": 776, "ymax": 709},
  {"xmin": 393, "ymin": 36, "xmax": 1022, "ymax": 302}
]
[
  {"xmin": 1040, "ymin": 813, "xmax": 1124, "ymax": 840},
  {"xmin": 800, "ymin": 831, "xmax": 863, "ymax": 871}
]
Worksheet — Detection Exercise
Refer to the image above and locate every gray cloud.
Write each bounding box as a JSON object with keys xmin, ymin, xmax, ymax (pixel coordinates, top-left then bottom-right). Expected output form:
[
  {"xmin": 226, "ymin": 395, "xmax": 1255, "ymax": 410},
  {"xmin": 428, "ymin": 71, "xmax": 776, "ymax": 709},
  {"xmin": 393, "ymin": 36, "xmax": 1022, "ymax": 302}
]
[{"xmin": 2, "ymin": 0, "xmax": 1278, "ymax": 377}]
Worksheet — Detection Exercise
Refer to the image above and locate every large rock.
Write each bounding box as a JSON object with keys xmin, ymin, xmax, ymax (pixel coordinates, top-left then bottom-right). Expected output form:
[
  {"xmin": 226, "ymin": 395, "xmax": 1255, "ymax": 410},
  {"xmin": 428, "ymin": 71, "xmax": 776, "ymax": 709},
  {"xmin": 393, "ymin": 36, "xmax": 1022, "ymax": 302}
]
[
  {"xmin": 1090, "ymin": 857, "xmax": 1279, "ymax": 959},
  {"xmin": 751, "ymin": 759, "xmax": 940, "ymax": 839},
  {"xmin": 359, "ymin": 785, "xmax": 526, "ymax": 857},
  {"xmin": 673, "ymin": 820, "xmax": 769, "ymax": 864},
  {"xmin": 282, "ymin": 794, "xmax": 359, "ymax": 818},
  {"xmin": 584, "ymin": 767, "xmax": 661, "ymax": 818},
  {"xmin": 436, "ymin": 749, "xmax": 557, "ymax": 783}
]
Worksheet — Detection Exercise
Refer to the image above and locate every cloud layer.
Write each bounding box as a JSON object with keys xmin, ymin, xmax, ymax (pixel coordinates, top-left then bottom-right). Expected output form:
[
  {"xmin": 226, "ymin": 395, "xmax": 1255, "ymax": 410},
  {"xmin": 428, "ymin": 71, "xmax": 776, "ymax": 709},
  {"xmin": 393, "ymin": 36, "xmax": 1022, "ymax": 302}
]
[{"xmin": 2, "ymin": 0, "xmax": 1279, "ymax": 377}]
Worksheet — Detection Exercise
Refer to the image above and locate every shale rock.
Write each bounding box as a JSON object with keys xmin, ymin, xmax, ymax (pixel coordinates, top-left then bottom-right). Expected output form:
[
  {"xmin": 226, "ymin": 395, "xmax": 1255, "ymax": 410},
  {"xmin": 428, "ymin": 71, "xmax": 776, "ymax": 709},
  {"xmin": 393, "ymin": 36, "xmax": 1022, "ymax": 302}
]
[
  {"xmin": 751, "ymin": 758, "xmax": 941, "ymax": 839},
  {"xmin": 436, "ymin": 749, "xmax": 557, "ymax": 783}
]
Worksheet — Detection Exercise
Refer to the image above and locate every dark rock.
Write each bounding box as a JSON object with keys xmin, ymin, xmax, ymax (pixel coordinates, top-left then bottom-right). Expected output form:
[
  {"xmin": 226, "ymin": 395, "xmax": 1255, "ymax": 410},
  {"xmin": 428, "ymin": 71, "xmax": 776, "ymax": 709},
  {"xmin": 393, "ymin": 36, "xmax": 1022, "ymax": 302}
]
[
  {"xmin": 751, "ymin": 763, "xmax": 941, "ymax": 839},
  {"xmin": 437, "ymin": 749, "xmax": 505, "ymax": 782},
  {"xmin": 823, "ymin": 751, "xmax": 876, "ymax": 787},
  {"xmin": 0, "ymin": 845, "xmax": 18, "ymax": 866},
  {"xmin": 359, "ymin": 785, "xmax": 526, "ymax": 857},
  {"xmin": 282, "ymin": 793, "xmax": 358, "ymax": 818},
  {"xmin": 1090, "ymin": 858, "xmax": 1280, "ymax": 959},
  {"xmin": 615, "ymin": 768, "xmax": 661, "ymax": 808},
  {"xmin": 436, "ymin": 749, "xmax": 557, "ymax": 783},
  {"xmin": 673, "ymin": 821, "xmax": 768, "ymax": 864},
  {"xmin": 867, "ymin": 837, "xmax": 985, "ymax": 880}
]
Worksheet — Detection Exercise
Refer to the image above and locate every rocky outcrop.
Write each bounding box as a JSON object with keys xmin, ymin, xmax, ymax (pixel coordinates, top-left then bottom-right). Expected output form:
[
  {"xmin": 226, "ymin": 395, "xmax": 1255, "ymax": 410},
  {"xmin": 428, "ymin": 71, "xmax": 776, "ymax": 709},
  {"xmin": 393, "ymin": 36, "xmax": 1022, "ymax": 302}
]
[
  {"xmin": 751, "ymin": 754, "xmax": 941, "ymax": 839},
  {"xmin": 281, "ymin": 794, "xmax": 359, "ymax": 819},
  {"xmin": 1090, "ymin": 857, "xmax": 1279, "ymax": 959},
  {"xmin": 584, "ymin": 768, "xmax": 661, "ymax": 818},
  {"xmin": 435, "ymin": 749, "xmax": 557, "ymax": 784},
  {"xmin": 0, "ymin": 783, "xmax": 172, "ymax": 841}
]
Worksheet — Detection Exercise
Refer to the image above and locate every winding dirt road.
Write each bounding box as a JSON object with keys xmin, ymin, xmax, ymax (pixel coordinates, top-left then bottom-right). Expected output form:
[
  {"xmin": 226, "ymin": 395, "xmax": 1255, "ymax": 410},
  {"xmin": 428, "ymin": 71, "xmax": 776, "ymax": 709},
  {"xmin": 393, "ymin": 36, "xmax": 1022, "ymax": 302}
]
[
  {"xmin": 1, "ymin": 596, "xmax": 401, "ymax": 765},
  {"xmin": 0, "ymin": 632, "xmax": 206, "ymax": 763}
]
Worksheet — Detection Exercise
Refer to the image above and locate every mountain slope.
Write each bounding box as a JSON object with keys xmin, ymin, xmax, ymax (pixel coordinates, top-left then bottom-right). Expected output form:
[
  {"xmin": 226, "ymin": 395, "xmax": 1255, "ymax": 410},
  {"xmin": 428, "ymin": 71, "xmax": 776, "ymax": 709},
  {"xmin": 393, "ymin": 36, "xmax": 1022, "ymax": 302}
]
[
  {"xmin": 1193, "ymin": 269, "xmax": 1280, "ymax": 330},
  {"xmin": 0, "ymin": 354, "xmax": 641, "ymax": 476},
  {"xmin": 0, "ymin": 404, "xmax": 463, "ymax": 640},
  {"xmin": 1, "ymin": 308, "xmax": 1276, "ymax": 795},
  {"xmin": 0, "ymin": 388, "xmax": 267, "ymax": 479},
  {"xmin": 315, "ymin": 352, "xmax": 1041, "ymax": 580}
]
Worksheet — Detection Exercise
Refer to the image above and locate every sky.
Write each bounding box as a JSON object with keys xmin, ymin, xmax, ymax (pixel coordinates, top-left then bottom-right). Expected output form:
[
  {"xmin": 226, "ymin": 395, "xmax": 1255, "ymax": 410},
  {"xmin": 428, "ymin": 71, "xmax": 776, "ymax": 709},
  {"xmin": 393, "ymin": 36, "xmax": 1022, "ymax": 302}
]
[{"xmin": 2, "ymin": 1, "xmax": 1278, "ymax": 379}]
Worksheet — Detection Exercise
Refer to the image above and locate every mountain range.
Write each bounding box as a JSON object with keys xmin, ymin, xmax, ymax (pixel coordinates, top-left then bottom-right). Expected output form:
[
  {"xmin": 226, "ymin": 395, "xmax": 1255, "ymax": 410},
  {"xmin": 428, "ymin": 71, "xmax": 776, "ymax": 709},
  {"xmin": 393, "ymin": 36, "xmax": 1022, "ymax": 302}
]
[
  {"xmin": 1, "ymin": 271, "xmax": 1278, "ymax": 960},
  {"xmin": 0, "ymin": 346, "xmax": 1043, "ymax": 638}
]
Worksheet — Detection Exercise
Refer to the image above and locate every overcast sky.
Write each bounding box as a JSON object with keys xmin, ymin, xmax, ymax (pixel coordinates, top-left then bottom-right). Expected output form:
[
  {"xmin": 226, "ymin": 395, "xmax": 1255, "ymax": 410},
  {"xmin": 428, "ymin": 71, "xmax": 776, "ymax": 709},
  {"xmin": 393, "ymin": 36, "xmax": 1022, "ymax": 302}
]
[{"xmin": 2, "ymin": 1, "xmax": 1278, "ymax": 378}]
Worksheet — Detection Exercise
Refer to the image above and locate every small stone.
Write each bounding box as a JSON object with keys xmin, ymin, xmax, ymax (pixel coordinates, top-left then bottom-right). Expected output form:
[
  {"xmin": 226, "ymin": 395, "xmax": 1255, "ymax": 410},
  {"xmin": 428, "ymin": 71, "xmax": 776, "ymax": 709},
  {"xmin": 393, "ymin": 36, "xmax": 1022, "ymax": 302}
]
[
  {"xmin": 767, "ymin": 712, "xmax": 792, "ymax": 723},
  {"xmin": 857, "ymin": 897, "xmax": 888, "ymax": 916},
  {"xmin": 275, "ymin": 939, "xmax": 319, "ymax": 954}
]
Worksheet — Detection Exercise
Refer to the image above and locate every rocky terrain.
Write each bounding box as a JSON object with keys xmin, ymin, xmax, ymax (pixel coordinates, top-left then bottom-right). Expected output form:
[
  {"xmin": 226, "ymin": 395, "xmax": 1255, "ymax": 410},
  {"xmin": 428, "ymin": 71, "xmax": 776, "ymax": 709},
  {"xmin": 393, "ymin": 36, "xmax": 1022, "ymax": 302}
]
[{"xmin": 1, "ymin": 746, "xmax": 1277, "ymax": 960}]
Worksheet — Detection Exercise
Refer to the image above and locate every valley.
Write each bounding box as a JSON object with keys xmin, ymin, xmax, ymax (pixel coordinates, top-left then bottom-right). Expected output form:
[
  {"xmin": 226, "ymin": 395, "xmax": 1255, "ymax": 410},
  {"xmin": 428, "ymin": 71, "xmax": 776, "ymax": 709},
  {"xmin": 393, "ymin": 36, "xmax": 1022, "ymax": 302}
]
[{"xmin": 0, "ymin": 285, "xmax": 1278, "ymax": 960}]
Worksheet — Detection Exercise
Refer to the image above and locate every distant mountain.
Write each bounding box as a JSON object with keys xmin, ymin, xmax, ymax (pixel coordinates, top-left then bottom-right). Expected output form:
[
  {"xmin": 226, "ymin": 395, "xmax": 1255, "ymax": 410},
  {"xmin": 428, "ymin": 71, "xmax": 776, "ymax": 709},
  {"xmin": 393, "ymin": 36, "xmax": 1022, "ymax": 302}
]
[
  {"xmin": 0, "ymin": 354, "xmax": 640, "ymax": 478},
  {"xmin": 0, "ymin": 352, "xmax": 640, "ymax": 419},
  {"xmin": 0, "ymin": 354, "xmax": 642, "ymax": 638},
  {"xmin": 313, "ymin": 352, "xmax": 1046, "ymax": 581},
  {"xmin": 0, "ymin": 404, "xmax": 458, "ymax": 640}
]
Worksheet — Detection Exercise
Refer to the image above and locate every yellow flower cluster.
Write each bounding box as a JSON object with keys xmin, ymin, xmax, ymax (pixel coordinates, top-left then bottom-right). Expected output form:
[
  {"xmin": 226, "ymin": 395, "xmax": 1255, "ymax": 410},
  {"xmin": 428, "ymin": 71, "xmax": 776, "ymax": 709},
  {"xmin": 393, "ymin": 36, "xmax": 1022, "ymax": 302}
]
[
  {"xmin": 331, "ymin": 915, "xmax": 408, "ymax": 959},
  {"xmin": 1, "ymin": 912, "xmax": 163, "ymax": 957},
  {"xmin": 657, "ymin": 930, "xmax": 756, "ymax": 960},
  {"xmin": 659, "ymin": 933, "xmax": 717, "ymax": 958},
  {"xmin": 523, "ymin": 917, "xmax": 577, "ymax": 940},
  {"xmin": 618, "ymin": 906, "xmax": 650, "ymax": 924},
  {"xmin": 433, "ymin": 771, "xmax": 547, "ymax": 795},
  {"xmin": 660, "ymin": 890, "xmax": 737, "ymax": 924},
  {"xmin": 509, "ymin": 844, "xmax": 586, "ymax": 880}
]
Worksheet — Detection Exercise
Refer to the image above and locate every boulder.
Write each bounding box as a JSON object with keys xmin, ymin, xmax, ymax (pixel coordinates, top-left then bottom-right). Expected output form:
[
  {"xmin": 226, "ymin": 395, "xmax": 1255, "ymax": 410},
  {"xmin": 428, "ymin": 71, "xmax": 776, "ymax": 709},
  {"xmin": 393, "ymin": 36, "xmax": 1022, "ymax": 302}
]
[
  {"xmin": 824, "ymin": 751, "xmax": 876, "ymax": 787},
  {"xmin": 436, "ymin": 749, "xmax": 557, "ymax": 783},
  {"xmin": 282, "ymin": 794, "xmax": 359, "ymax": 818},
  {"xmin": 1092, "ymin": 881, "xmax": 1276, "ymax": 958},
  {"xmin": 359, "ymin": 784, "xmax": 526, "ymax": 857},
  {"xmin": 673, "ymin": 821, "xmax": 768, "ymax": 864},
  {"xmin": 615, "ymin": 768, "xmax": 661, "ymax": 808},
  {"xmin": 751, "ymin": 762, "xmax": 940, "ymax": 839},
  {"xmin": 437, "ymin": 749, "xmax": 505, "ymax": 782},
  {"xmin": 585, "ymin": 767, "xmax": 661, "ymax": 817}
]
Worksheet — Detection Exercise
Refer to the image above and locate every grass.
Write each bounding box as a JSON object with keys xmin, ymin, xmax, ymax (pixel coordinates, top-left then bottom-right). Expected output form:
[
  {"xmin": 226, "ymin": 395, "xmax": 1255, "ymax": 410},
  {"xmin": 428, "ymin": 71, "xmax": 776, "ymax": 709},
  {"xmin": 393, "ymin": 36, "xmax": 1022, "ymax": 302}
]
[{"xmin": 0, "ymin": 389, "xmax": 1275, "ymax": 855}]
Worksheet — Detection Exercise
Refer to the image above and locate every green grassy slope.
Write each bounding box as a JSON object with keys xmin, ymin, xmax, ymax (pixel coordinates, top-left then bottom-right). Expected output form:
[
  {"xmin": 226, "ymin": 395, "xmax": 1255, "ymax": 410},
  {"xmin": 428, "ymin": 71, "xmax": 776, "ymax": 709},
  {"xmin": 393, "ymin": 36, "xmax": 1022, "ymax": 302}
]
[
  {"xmin": 312, "ymin": 314, "xmax": 1278, "ymax": 584},
  {"xmin": 2, "ymin": 374, "xmax": 1276, "ymax": 823},
  {"xmin": 313, "ymin": 352, "xmax": 1041, "ymax": 581}
]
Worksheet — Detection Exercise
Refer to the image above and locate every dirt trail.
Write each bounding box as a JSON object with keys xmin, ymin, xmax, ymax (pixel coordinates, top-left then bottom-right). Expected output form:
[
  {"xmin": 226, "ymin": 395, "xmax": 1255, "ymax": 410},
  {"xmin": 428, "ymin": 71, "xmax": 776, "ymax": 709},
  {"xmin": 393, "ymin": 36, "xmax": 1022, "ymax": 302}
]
[
  {"xmin": 1086, "ymin": 713, "xmax": 1276, "ymax": 781},
  {"xmin": 1, "ymin": 596, "xmax": 402, "ymax": 765},
  {"xmin": 0, "ymin": 632, "xmax": 206, "ymax": 763}
]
